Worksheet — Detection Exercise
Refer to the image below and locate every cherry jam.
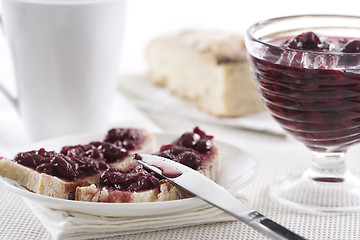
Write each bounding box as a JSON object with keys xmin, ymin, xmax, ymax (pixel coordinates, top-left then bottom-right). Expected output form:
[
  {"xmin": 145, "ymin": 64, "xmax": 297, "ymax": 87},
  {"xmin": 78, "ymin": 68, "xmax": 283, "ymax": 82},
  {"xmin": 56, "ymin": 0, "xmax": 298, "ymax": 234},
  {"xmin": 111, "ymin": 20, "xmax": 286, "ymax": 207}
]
[
  {"xmin": 248, "ymin": 32, "xmax": 360, "ymax": 151},
  {"xmin": 153, "ymin": 127, "xmax": 215, "ymax": 170},
  {"xmin": 99, "ymin": 165, "xmax": 160, "ymax": 192},
  {"xmin": 14, "ymin": 148, "xmax": 108, "ymax": 181},
  {"xmin": 14, "ymin": 128, "xmax": 147, "ymax": 181}
]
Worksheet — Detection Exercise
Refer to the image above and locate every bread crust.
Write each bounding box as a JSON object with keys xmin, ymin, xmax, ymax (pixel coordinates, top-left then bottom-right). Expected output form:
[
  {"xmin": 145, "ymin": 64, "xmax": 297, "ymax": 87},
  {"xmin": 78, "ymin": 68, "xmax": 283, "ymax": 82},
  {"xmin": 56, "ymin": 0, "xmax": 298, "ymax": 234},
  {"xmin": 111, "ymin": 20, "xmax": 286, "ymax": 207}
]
[
  {"xmin": 75, "ymin": 184, "xmax": 161, "ymax": 203},
  {"xmin": 0, "ymin": 158, "xmax": 99, "ymax": 199}
]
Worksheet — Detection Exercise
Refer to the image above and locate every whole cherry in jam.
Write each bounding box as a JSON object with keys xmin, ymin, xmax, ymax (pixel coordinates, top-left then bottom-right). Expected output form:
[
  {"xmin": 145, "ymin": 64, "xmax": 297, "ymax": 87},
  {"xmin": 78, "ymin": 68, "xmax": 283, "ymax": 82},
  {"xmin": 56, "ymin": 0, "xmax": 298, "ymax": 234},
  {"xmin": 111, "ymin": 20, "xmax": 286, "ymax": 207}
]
[
  {"xmin": 155, "ymin": 144, "xmax": 202, "ymax": 170},
  {"xmin": 342, "ymin": 40, "xmax": 360, "ymax": 53},
  {"xmin": 14, "ymin": 148, "xmax": 52, "ymax": 169},
  {"xmin": 152, "ymin": 127, "xmax": 215, "ymax": 169},
  {"xmin": 127, "ymin": 174, "xmax": 160, "ymax": 192},
  {"xmin": 61, "ymin": 142, "xmax": 103, "ymax": 160},
  {"xmin": 61, "ymin": 141, "xmax": 129, "ymax": 164},
  {"xmin": 104, "ymin": 128, "xmax": 145, "ymax": 151},
  {"xmin": 14, "ymin": 149, "xmax": 79, "ymax": 181},
  {"xmin": 49, "ymin": 154, "xmax": 77, "ymax": 180},
  {"xmin": 99, "ymin": 165, "xmax": 160, "ymax": 192},
  {"xmin": 99, "ymin": 142, "xmax": 128, "ymax": 163},
  {"xmin": 176, "ymin": 151, "xmax": 201, "ymax": 170},
  {"xmin": 173, "ymin": 127, "xmax": 214, "ymax": 154},
  {"xmin": 339, "ymin": 39, "xmax": 360, "ymax": 65},
  {"xmin": 194, "ymin": 138, "xmax": 213, "ymax": 153},
  {"xmin": 285, "ymin": 31, "xmax": 323, "ymax": 50},
  {"xmin": 174, "ymin": 132, "xmax": 200, "ymax": 148},
  {"xmin": 74, "ymin": 156, "xmax": 108, "ymax": 175}
]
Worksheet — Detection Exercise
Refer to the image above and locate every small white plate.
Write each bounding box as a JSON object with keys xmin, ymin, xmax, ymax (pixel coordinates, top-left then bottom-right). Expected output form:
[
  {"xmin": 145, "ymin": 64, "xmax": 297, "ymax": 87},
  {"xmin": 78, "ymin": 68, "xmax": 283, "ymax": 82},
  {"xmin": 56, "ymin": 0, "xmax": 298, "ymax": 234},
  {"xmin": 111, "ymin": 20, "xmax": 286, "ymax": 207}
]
[
  {"xmin": 118, "ymin": 75, "xmax": 284, "ymax": 135},
  {"xmin": 0, "ymin": 132, "xmax": 258, "ymax": 217}
]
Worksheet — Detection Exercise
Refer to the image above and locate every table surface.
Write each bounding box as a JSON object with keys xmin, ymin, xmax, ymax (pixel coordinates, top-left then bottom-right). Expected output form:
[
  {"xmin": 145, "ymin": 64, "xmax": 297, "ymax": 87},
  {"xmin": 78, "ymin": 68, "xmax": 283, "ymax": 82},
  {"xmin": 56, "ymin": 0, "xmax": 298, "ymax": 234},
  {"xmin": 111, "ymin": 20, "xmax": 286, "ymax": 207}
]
[{"xmin": 1, "ymin": 90, "xmax": 360, "ymax": 240}]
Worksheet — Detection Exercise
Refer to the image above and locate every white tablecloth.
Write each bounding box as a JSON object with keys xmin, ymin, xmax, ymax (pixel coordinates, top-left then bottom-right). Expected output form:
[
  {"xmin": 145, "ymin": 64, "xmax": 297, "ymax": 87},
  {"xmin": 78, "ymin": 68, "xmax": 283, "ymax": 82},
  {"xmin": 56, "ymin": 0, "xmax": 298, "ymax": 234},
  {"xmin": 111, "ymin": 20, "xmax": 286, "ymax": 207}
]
[{"xmin": 1, "ymin": 86, "xmax": 360, "ymax": 240}]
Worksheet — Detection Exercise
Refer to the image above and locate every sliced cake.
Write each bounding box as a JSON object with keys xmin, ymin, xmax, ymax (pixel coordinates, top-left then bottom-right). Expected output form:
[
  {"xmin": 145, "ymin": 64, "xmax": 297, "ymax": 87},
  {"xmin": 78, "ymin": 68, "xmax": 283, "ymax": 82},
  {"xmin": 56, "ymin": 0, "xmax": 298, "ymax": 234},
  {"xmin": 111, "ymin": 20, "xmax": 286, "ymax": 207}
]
[{"xmin": 146, "ymin": 30, "xmax": 264, "ymax": 117}]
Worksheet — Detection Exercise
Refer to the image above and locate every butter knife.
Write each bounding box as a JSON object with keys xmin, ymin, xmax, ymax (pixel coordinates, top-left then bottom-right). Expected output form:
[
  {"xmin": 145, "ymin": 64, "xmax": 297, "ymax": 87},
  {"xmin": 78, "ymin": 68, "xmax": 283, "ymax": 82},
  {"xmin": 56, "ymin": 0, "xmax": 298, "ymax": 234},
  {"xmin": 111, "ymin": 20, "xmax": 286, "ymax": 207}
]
[{"xmin": 134, "ymin": 153, "xmax": 307, "ymax": 240}]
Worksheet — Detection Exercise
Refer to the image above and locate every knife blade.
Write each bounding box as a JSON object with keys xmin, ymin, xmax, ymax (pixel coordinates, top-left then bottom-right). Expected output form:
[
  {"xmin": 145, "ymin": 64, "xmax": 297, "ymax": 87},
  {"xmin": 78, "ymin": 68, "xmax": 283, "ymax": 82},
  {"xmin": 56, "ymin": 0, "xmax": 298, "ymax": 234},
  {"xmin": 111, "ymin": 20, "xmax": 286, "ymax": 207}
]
[{"xmin": 134, "ymin": 153, "xmax": 307, "ymax": 240}]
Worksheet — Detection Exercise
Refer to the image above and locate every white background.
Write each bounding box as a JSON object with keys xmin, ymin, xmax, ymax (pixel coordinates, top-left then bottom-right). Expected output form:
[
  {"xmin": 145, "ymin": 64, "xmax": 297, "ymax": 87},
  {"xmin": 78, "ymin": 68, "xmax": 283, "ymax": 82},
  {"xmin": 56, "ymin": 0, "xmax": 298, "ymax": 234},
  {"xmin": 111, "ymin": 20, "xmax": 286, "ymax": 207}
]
[
  {"xmin": 1, "ymin": 0, "xmax": 360, "ymax": 75},
  {"xmin": 119, "ymin": 0, "xmax": 360, "ymax": 74}
]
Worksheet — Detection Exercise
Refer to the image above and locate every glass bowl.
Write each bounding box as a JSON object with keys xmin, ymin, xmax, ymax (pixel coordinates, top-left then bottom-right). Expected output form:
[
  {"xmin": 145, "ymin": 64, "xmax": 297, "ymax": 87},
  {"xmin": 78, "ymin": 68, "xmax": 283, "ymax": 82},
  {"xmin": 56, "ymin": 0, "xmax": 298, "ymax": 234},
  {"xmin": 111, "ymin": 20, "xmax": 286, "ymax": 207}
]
[{"xmin": 245, "ymin": 15, "xmax": 360, "ymax": 212}]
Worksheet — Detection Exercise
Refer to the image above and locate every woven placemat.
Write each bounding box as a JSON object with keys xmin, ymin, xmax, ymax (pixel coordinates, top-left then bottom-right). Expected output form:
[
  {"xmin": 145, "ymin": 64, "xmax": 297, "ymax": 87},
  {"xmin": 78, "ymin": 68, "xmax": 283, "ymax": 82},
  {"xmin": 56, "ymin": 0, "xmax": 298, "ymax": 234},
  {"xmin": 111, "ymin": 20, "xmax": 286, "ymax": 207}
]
[{"xmin": 1, "ymin": 111, "xmax": 360, "ymax": 239}]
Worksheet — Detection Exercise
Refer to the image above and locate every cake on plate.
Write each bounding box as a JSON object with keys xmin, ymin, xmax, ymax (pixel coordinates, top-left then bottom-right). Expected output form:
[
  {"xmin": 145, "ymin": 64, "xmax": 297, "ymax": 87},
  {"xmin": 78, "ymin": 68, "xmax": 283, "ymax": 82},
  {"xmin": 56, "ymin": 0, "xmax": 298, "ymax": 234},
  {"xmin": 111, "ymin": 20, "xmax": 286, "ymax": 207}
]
[{"xmin": 146, "ymin": 30, "xmax": 264, "ymax": 117}]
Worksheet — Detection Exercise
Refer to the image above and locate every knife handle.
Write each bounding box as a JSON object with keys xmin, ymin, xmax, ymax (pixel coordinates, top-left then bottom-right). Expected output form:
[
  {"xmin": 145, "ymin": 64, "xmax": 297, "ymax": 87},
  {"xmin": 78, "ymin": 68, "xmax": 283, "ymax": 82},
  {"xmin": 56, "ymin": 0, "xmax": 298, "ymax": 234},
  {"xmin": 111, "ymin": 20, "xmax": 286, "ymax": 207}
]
[{"xmin": 245, "ymin": 211, "xmax": 307, "ymax": 240}]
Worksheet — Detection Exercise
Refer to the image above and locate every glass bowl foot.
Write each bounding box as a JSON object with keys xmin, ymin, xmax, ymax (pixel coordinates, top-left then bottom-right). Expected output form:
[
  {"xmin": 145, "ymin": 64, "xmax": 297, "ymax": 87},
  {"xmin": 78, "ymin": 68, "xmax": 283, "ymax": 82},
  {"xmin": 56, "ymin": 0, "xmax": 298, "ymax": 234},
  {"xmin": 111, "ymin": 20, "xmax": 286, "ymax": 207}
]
[{"xmin": 271, "ymin": 170, "xmax": 360, "ymax": 213}]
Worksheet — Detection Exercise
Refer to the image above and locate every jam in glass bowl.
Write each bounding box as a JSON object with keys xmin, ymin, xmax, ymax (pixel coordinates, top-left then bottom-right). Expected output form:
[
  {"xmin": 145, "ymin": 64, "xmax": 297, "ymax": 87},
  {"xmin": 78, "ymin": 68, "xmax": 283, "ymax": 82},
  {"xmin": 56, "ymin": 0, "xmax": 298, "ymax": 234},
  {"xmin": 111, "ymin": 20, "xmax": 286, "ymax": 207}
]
[{"xmin": 245, "ymin": 15, "xmax": 360, "ymax": 212}]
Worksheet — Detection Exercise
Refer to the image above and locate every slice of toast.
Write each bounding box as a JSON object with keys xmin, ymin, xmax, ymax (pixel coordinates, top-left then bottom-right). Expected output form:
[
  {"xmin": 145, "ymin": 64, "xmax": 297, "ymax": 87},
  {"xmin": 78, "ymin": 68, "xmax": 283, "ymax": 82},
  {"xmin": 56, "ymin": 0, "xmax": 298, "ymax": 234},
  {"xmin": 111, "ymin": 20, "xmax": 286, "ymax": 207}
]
[
  {"xmin": 75, "ymin": 130, "xmax": 219, "ymax": 203},
  {"xmin": 75, "ymin": 179, "xmax": 193, "ymax": 203},
  {"xmin": 156, "ymin": 144, "xmax": 219, "ymax": 202},
  {"xmin": 0, "ymin": 157, "xmax": 99, "ymax": 199},
  {"xmin": 75, "ymin": 183, "xmax": 160, "ymax": 203},
  {"xmin": 0, "ymin": 128, "xmax": 155, "ymax": 200}
]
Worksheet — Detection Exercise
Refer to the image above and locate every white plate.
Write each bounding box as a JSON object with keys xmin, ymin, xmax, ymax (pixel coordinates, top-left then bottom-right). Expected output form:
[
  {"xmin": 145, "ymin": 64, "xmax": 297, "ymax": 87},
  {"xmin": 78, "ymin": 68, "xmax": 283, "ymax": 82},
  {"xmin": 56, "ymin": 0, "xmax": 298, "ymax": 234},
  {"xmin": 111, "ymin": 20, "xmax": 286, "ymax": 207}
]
[
  {"xmin": 0, "ymin": 132, "xmax": 258, "ymax": 217},
  {"xmin": 118, "ymin": 75, "xmax": 284, "ymax": 135}
]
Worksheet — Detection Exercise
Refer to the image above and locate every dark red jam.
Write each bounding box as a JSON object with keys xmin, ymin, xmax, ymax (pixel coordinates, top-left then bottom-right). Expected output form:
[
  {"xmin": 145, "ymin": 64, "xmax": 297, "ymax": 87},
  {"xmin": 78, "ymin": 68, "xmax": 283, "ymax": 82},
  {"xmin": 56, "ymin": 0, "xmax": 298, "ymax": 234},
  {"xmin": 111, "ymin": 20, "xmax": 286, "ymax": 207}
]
[
  {"xmin": 13, "ymin": 127, "xmax": 213, "ymax": 193},
  {"xmin": 104, "ymin": 128, "xmax": 146, "ymax": 150},
  {"xmin": 14, "ymin": 148, "xmax": 108, "ymax": 181},
  {"xmin": 173, "ymin": 126, "xmax": 214, "ymax": 153},
  {"xmin": 60, "ymin": 142, "xmax": 128, "ymax": 164},
  {"xmin": 153, "ymin": 127, "xmax": 214, "ymax": 170},
  {"xmin": 61, "ymin": 128, "xmax": 146, "ymax": 163},
  {"xmin": 99, "ymin": 165, "xmax": 160, "ymax": 192},
  {"xmin": 248, "ymin": 32, "xmax": 360, "ymax": 151},
  {"xmin": 13, "ymin": 128, "xmax": 147, "ymax": 181}
]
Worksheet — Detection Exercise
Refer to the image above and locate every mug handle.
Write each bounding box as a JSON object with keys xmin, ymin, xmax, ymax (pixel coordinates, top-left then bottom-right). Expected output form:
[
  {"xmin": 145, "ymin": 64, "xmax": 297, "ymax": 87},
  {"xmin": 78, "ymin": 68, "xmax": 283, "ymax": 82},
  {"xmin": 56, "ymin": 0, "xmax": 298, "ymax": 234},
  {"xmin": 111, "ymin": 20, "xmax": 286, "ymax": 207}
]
[{"xmin": 0, "ymin": 15, "xmax": 18, "ymax": 109}]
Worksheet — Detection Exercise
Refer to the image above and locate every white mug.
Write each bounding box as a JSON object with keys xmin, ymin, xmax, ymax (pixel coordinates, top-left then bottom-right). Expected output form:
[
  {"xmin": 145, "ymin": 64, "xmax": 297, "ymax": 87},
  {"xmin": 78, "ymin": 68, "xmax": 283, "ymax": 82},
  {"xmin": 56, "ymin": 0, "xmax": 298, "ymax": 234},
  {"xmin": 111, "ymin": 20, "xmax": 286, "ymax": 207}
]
[{"xmin": 0, "ymin": 0, "xmax": 127, "ymax": 140}]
